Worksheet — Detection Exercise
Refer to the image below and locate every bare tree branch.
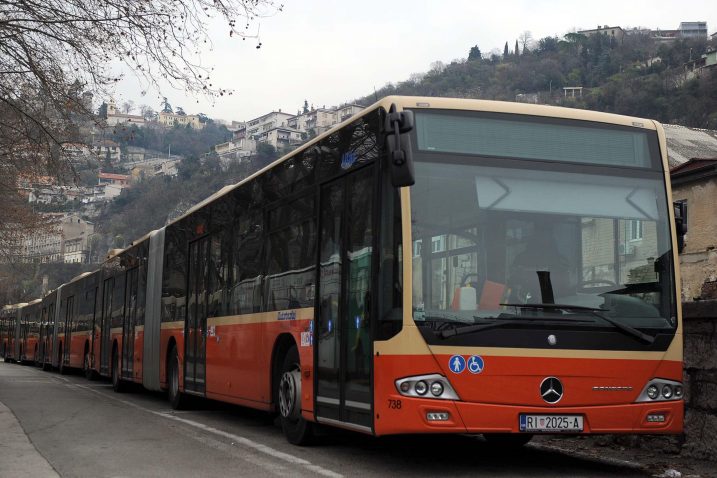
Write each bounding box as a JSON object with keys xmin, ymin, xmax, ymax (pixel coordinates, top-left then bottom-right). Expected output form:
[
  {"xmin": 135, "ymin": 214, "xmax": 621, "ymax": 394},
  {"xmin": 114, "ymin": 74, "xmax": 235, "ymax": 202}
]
[{"xmin": 0, "ymin": 0, "xmax": 282, "ymax": 256}]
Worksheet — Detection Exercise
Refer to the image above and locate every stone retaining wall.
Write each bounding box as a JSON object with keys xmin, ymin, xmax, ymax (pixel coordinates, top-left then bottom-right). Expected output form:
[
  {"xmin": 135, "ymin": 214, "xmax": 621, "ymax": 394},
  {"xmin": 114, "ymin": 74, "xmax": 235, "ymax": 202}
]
[
  {"xmin": 600, "ymin": 300, "xmax": 717, "ymax": 459},
  {"xmin": 680, "ymin": 300, "xmax": 717, "ymax": 459}
]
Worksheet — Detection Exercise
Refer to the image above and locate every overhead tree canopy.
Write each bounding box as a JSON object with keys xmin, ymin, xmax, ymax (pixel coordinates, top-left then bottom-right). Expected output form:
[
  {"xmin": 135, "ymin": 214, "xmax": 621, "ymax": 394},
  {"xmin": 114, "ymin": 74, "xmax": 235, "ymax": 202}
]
[{"xmin": 0, "ymin": 0, "xmax": 281, "ymax": 256}]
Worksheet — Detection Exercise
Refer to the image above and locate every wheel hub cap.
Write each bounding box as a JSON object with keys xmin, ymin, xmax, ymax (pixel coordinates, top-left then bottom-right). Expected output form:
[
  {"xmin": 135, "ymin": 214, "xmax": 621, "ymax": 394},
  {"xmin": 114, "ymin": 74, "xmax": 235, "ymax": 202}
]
[{"xmin": 279, "ymin": 368, "xmax": 301, "ymax": 419}]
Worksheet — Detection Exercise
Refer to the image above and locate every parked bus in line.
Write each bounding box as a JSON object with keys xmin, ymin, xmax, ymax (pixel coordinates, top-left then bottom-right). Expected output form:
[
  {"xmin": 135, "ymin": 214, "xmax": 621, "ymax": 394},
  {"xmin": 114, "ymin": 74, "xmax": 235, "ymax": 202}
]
[
  {"xmin": 15, "ymin": 299, "xmax": 42, "ymax": 364},
  {"xmin": 1, "ymin": 303, "xmax": 26, "ymax": 363},
  {"xmin": 4, "ymin": 96, "xmax": 685, "ymax": 446},
  {"xmin": 37, "ymin": 289, "xmax": 58, "ymax": 371},
  {"xmin": 1, "ymin": 304, "xmax": 18, "ymax": 361}
]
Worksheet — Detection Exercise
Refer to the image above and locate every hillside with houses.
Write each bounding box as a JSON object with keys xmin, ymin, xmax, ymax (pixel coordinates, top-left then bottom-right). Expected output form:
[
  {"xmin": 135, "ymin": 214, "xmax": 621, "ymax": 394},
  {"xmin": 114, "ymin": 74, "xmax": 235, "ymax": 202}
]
[{"xmin": 2, "ymin": 19, "xmax": 717, "ymax": 302}]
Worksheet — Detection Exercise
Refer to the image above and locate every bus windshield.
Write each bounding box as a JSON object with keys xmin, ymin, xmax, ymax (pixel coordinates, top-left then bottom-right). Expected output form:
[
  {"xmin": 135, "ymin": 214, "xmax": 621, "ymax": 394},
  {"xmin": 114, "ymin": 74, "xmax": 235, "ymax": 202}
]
[{"xmin": 409, "ymin": 114, "xmax": 675, "ymax": 348}]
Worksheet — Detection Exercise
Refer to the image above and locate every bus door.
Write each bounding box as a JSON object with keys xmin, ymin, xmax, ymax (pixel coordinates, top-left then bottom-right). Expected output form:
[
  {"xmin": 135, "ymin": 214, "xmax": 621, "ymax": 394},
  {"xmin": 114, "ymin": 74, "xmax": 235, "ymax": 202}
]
[
  {"xmin": 42, "ymin": 302, "xmax": 55, "ymax": 366},
  {"xmin": 315, "ymin": 165, "xmax": 375, "ymax": 431},
  {"xmin": 87, "ymin": 287, "xmax": 98, "ymax": 370},
  {"xmin": 100, "ymin": 278, "xmax": 114, "ymax": 375},
  {"xmin": 62, "ymin": 296, "xmax": 74, "ymax": 365},
  {"xmin": 185, "ymin": 236, "xmax": 209, "ymax": 394},
  {"xmin": 38, "ymin": 306, "xmax": 46, "ymax": 364},
  {"xmin": 19, "ymin": 312, "xmax": 27, "ymax": 360},
  {"xmin": 122, "ymin": 267, "xmax": 139, "ymax": 380}
]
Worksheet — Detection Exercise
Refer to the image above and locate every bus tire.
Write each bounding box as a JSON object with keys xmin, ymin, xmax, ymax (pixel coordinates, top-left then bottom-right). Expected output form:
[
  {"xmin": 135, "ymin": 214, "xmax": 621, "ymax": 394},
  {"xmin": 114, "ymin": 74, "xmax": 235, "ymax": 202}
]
[
  {"xmin": 278, "ymin": 346, "xmax": 313, "ymax": 446},
  {"xmin": 111, "ymin": 345, "xmax": 125, "ymax": 392},
  {"xmin": 168, "ymin": 345, "xmax": 187, "ymax": 410},
  {"xmin": 483, "ymin": 433, "xmax": 533, "ymax": 448}
]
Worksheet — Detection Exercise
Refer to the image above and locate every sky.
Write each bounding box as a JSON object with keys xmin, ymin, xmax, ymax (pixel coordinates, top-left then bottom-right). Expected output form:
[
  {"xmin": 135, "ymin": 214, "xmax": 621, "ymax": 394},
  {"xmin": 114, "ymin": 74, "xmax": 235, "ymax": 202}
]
[{"xmin": 113, "ymin": 0, "xmax": 717, "ymax": 122}]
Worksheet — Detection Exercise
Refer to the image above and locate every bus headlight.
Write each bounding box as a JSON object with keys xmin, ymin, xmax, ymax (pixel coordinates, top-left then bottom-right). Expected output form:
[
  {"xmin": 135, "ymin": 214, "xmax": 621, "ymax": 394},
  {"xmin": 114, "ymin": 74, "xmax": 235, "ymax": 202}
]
[
  {"xmin": 430, "ymin": 381, "xmax": 444, "ymax": 396},
  {"xmin": 395, "ymin": 374, "xmax": 459, "ymax": 400},
  {"xmin": 637, "ymin": 379, "xmax": 683, "ymax": 402},
  {"xmin": 674, "ymin": 385, "xmax": 683, "ymax": 398},
  {"xmin": 662, "ymin": 385, "xmax": 673, "ymax": 399},
  {"xmin": 414, "ymin": 380, "xmax": 428, "ymax": 395}
]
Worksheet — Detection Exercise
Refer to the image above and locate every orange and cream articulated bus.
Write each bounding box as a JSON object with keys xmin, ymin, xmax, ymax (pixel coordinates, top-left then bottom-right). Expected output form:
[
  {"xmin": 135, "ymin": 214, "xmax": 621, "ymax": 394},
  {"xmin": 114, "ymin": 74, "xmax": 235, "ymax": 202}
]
[{"xmin": 2, "ymin": 96, "xmax": 686, "ymax": 446}]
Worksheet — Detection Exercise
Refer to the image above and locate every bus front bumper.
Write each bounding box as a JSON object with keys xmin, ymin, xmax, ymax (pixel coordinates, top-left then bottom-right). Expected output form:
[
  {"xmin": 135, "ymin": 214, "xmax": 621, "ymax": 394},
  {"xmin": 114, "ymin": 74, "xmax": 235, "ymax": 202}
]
[{"xmin": 374, "ymin": 398, "xmax": 683, "ymax": 435}]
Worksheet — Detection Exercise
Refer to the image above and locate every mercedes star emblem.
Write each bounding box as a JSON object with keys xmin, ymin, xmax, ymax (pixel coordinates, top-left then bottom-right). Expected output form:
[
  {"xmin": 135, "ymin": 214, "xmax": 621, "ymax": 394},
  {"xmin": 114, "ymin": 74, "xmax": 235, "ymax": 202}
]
[{"xmin": 540, "ymin": 376, "xmax": 564, "ymax": 404}]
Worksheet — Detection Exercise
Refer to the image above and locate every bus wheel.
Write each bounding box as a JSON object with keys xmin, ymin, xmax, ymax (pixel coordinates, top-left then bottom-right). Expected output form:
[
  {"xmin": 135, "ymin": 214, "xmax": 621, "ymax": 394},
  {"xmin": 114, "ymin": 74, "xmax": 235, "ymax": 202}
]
[
  {"xmin": 278, "ymin": 346, "xmax": 313, "ymax": 446},
  {"xmin": 483, "ymin": 433, "xmax": 533, "ymax": 448},
  {"xmin": 168, "ymin": 345, "xmax": 187, "ymax": 410},
  {"xmin": 111, "ymin": 346, "xmax": 125, "ymax": 392},
  {"xmin": 84, "ymin": 350, "xmax": 97, "ymax": 381}
]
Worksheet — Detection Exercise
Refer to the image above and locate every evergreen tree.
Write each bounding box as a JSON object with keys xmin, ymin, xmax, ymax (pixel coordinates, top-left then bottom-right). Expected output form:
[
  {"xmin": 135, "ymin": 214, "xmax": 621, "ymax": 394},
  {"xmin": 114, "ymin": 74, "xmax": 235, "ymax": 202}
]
[
  {"xmin": 515, "ymin": 39, "xmax": 519, "ymax": 56},
  {"xmin": 503, "ymin": 42, "xmax": 509, "ymax": 59},
  {"xmin": 161, "ymin": 97, "xmax": 173, "ymax": 113},
  {"xmin": 98, "ymin": 102, "xmax": 108, "ymax": 119},
  {"xmin": 468, "ymin": 45, "xmax": 482, "ymax": 61}
]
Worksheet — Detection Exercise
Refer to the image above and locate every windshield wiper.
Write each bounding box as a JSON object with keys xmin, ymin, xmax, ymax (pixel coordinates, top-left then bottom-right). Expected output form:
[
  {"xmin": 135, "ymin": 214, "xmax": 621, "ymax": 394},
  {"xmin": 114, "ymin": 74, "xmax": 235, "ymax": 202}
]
[
  {"xmin": 438, "ymin": 316, "xmax": 594, "ymax": 339},
  {"xmin": 501, "ymin": 303, "xmax": 656, "ymax": 345}
]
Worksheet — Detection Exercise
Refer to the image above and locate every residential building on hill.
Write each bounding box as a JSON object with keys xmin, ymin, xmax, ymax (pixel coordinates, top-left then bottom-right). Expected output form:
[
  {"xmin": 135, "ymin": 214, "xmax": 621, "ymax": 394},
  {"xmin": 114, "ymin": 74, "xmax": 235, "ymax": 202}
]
[
  {"xmin": 158, "ymin": 111, "xmax": 204, "ymax": 129},
  {"xmin": 337, "ymin": 104, "xmax": 365, "ymax": 123},
  {"xmin": 98, "ymin": 172, "xmax": 131, "ymax": 188},
  {"xmin": 130, "ymin": 159, "xmax": 180, "ymax": 181},
  {"xmin": 244, "ymin": 111, "xmax": 294, "ymax": 140},
  {"xmin": 106, "ymin": 100, "xmax": 146, "ymax": 128},
  {"xmin": 219, "ymin": 103, "xmax": 366, "ymax": 164},
  {"xmin": 577, "ymin": 25, "xmax": 625, "ymax": 43},
  {"xmin": 19, "ymin": 213, "xmax": 95, "ymax": 264},
  {"xmin": 651, "ymin": 21, "xmax": 708, "ymax": 42},
  {"xmin": 679, "ymin": 21, "xmax": 708, "ymax": 39},
  {"xmin": 214, "ymin": 138, "xmax": 256, "ymax": 165},
  {"xmin": 93, "ymin": 139, "xmax": 121, "ymax": 163},
  {"xmin": 254, "ymin": 126, "xmax": 303, "ymax": 150}
]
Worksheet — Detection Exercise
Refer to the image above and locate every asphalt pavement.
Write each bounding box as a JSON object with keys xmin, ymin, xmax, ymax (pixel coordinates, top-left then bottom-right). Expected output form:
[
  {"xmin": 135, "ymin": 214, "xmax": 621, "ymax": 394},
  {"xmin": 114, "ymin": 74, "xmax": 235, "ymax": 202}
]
[{"xmin": 0, "ymin": 361, "xmax": 656, "ymax": 477}]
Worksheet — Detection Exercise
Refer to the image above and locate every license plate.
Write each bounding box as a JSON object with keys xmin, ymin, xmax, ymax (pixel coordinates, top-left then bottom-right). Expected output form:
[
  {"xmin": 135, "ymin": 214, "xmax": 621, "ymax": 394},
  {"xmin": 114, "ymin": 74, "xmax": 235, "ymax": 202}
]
[{"xmin": 519, "ymin": 414, "xmax": 583, "ymax": 433}]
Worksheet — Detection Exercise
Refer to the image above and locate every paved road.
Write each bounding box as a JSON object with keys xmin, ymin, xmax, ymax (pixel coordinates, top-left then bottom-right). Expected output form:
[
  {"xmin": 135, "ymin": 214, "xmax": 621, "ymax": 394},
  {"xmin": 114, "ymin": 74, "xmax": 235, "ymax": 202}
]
[{"xmin": 0, "ymin": 362, "xmax": 648, "ymax": 477}]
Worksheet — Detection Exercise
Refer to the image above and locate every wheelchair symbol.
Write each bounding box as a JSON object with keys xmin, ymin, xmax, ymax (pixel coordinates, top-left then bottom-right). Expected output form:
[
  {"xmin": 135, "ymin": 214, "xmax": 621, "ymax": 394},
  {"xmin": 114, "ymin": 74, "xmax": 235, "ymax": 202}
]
[{"xmin": 468, "ymin": 355, "xmax": 484, "ymax": 374}]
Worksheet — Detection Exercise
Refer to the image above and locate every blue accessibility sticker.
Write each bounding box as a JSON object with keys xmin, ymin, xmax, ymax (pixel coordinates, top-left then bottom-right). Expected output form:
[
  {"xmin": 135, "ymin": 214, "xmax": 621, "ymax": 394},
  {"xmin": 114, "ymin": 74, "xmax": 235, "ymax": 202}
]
[
  {"xmin": 449, "ymin": 355, "xmax": 466, "ymax": 374},
  {"xmin": 467, "ymin": 355, "xmax": 484, "ymax": 374}
]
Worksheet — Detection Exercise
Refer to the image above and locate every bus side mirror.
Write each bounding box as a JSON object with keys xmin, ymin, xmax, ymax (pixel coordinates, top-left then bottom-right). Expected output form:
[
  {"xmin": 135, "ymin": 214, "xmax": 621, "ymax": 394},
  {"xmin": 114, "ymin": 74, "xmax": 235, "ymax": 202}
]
[
  {"xmin": 673, "ymin": 201, "xmax": 687, "ymax": 253},
  {"xmin": 384, "ymin": 104, "xmax": 415, "ymax": 187}
]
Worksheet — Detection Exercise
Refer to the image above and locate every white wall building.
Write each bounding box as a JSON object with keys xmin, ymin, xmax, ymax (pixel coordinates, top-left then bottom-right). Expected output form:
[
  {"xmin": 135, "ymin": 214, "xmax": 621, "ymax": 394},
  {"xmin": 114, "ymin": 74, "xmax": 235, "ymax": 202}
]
[
  {"xmin": 106, "ymin": 100, "xmax": 146, "ymax": 128},
  {"xmin": 245, "ymin": 111, "xmax": 295, "ymax": 140},
  {"xmin": 20, "ymin": 214, "xmax": 95, "ymax": 264},
  {"xmin": 679, "ymin": 21, "xmax": 708, "ymax": 39},
  {"xmin": 228, "ymin": 102, "xmax": 366, "ymax": 155}
]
